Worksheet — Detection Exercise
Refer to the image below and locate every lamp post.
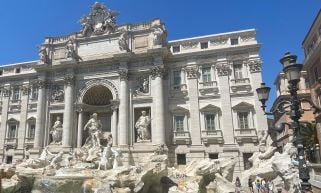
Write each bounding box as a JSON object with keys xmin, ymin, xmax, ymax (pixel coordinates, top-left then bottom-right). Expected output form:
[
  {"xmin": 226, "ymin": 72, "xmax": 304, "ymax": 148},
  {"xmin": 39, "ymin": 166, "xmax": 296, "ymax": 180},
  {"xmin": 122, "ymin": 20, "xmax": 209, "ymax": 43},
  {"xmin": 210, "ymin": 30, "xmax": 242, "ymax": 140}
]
[{"xmin": 256, "ymin": 52, "xmax": 321, "ymax": 193}]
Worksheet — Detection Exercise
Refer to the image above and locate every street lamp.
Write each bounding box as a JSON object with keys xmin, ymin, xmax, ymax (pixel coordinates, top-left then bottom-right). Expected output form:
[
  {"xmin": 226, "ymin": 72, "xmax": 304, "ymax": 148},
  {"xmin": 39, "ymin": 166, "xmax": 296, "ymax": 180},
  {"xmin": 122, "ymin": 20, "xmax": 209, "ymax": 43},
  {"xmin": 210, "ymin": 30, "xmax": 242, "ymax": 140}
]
[{"xmin": 256, "ymin": 52, "xmax": 321, "ymax": 193}]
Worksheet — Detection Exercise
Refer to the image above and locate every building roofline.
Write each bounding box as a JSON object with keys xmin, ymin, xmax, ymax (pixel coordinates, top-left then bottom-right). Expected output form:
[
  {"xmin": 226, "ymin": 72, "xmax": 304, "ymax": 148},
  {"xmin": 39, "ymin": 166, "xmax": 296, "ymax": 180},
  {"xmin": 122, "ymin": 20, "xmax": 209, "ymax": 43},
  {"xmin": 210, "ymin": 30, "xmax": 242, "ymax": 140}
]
[
  {"xmin": 168, "ymin": 29, "xmax": 256, "ymax": 43},
  {"xmin": 0, "ymin": 60, "xmax": 38, "ymax": 68},
  {"xmin": 302, "ymin": 9, "xmax": 321, "ymax": 46}
]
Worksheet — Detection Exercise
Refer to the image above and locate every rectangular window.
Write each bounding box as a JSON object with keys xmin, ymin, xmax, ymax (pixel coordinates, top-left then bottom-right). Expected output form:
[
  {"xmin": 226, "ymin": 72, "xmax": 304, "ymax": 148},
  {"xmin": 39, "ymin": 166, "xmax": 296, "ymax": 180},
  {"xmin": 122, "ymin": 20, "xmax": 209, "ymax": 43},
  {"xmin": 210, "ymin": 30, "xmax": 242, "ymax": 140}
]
[
  {"xmin": 243, "ymin": 153, "xmax": 253, "ymax": 170},
  {"xmin": 31, "ymin": 87, "xmax": 38, "ymax": 99},
  {"xmin": 0, "ymin": 70, "xmax": 3, "ymax": 76},
  {"xmin": 12, "ymin": 88, "xmax": 20, "ymax": 101},
  {"xmin": 174, "ymin": 115, "xmax": 185, "ymax": 132},
  {"xmin": 233, "ymin": 63, "xmax": 243, "ymax": 79},
  {"xmin": 202, "ymin": 67, "xmax": 211, "ymax": 82},
  {"xmin": 8, "ymin": 125, "xmax": 16, "ymax": 139},
  {"xmin": 15, "ymin": 68, "xmax": 21, "ymax": 73},
  {"xmin": 173, "ymin": 46, "xmax": 180, "ymax": 53},
  {"xmin": 205, "ymin": 114, "xmax": 215, "ymax": 130},
  {"xmin": 231, "ymin": 38, "xmax": 239, "ymax": 45},
  {"xmin": 29, "ymin": 124, "xmax": 35, "ymax": 138},
  {"xmin": 238, "ymin": 112, "xmax": 249, "ymax": 129},
  {"xmin": 177, "ymin": 154, "xmax": 186, "ymax": 165},
  {"xmin": 209, "ymin": 153, "xmax": 218, "ymax": 159},
  {"xmin": 173, "ymin": 70, "xmax": 181, "ymax": 86},
  {"xmin": 201, "ymin": 42, "xmax": 208, "ymax": 49}
]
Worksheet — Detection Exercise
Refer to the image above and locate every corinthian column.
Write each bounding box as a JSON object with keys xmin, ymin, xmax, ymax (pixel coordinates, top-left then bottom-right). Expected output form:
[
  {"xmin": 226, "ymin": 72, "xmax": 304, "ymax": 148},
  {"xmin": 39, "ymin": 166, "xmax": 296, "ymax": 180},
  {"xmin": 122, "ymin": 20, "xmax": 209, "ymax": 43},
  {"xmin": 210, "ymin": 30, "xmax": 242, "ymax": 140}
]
[
  {"xmin": 118, "ymin": 68, "xmax": 129, "ymax": 146},
  {"xmin": 151, "ymin": 65, "xmax": 166, "ymax": 145},
  {"xmin": 34, "ymin": 79, "xmax": 46, "ymax": 148},
  {"xmin": 62, "ymin": 74, "xmax": 74, "ymax": 147},
  {"xmin": 111, "ymin": 101, "xmax": 119, "ymax": 146}
]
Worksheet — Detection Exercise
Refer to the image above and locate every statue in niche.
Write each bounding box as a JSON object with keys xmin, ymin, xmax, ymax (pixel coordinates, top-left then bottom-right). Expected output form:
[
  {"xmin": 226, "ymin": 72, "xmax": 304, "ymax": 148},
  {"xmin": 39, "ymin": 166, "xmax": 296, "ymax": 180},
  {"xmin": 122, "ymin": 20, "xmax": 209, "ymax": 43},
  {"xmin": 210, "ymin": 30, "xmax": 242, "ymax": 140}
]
[
  {"xmin": 65, "ymin": 39, "xmax": 82, "ymax": 62},
  {"xmin": 50, "ymin": 116, "xmax": 63, "ymax": 145},
  {"xmin": 135, "ymin": 111, "xmax": 151, "ymax": 142},
  {"xmin": 84, "ymin": 113, "xmax": 103, "ymax": 147}
]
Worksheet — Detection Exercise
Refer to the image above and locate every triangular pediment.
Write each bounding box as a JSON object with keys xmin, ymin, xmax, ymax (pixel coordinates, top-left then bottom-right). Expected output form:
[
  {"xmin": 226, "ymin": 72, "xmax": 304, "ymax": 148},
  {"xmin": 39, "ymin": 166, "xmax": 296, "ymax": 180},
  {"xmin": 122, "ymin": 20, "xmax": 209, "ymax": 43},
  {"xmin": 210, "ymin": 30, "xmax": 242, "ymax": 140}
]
[
  {"xmin": 7, "ymin": 118, "xmax": 19, "ymax": 123},
  {"xmin": 170, "ymin": 106, "xmax": 189, "ymax": 113},
  {"xmin": 232, "ymin": 102, "xmax": 254, "ymax": 110},
  {"xmin": 200, "ymin": 104, "xmax": 221, "ymax": 112}
]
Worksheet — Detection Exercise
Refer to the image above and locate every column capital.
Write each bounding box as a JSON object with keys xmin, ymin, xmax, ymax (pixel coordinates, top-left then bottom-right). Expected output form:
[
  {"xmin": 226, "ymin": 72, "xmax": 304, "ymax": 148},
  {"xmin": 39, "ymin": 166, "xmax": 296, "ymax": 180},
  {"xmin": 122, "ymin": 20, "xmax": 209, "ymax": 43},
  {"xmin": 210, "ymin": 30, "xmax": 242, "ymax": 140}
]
[
  {"xmin": 118, "ymin": 69, "xmax": 128, "ymax": 81},
  {"xmin": 184, "ymin": 65, "xmax": 199, "ymax": 79},
  {"xmin": 216, "ymin": 62, "xmax": 231, "ymax": 76},
  {"xmin": 64, "ymin": 74, "xmax": 75, "ymax": 85},
  {"xmin": 34, "ymin": 79, "xmax": 47, "ymax": 89},
  {"xmin": 151, "ymin": 66, "xmax": 166, "ymax": 79},
  {"xmin": 247, "ymin": 59, "xmax": 262, "ymax": 73},
  {"xmin": 20, "ymin": 85, "xmax": 30, "ymax": 96}
]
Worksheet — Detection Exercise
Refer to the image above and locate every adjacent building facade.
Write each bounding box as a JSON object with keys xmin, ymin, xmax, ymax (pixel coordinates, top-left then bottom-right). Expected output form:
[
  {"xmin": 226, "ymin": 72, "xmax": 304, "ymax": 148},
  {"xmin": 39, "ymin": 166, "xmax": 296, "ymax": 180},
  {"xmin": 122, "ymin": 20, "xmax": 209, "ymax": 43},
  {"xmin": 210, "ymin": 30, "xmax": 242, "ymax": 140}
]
[
  {"xmin": 271, "ymin": 71, "xmax": 314, "ymax": 149},
  {"xmin": 0, "ymin": 3, "xmax": 267, "ymax": 175}
]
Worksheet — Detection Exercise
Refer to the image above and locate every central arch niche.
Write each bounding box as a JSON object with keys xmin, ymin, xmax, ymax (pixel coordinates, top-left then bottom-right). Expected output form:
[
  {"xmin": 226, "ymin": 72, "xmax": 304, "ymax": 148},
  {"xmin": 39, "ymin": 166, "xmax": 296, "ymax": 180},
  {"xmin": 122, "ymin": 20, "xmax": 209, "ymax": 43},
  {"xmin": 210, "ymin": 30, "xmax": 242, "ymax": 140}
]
[{"xmin": 83, "ymin": 85, "xmax": 113, "ymax": 106}]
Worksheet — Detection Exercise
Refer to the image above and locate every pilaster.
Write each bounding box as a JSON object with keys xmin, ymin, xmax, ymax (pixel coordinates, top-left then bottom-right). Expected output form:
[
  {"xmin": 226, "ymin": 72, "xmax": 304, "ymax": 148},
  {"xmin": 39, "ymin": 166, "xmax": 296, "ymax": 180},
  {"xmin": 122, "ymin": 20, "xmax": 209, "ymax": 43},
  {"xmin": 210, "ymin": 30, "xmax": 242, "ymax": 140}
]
[
  {"xmin": 0, "ymin": 87, "xmax": 10, "ymax": 157},
  {"xmin": 111, "ymin": 100, "xmax": 119, "ymax": 146},
  {"xmin": 17, "ymin": 85, "xmax": 29, "ymax": 150},
  {"xmin": 185, "ymin": 64, "xmax": 201, "ymax": 145},
  {"xmin": 247, "ymin": 58, "xmax": 268, "ymax": 133},
  {"xmin": 216, "ymin": 62, "xmax": 235, "ymax": 144}
]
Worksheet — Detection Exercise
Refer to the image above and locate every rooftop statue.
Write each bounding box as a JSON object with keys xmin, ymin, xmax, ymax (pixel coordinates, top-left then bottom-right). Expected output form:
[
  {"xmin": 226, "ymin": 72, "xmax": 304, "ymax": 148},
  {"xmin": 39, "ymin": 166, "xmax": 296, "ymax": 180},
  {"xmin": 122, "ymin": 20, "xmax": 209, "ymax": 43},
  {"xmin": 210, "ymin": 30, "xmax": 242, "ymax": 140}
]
[{"xmin": 80, "ymin": 2, "xmax": 119, "ymax": 37}]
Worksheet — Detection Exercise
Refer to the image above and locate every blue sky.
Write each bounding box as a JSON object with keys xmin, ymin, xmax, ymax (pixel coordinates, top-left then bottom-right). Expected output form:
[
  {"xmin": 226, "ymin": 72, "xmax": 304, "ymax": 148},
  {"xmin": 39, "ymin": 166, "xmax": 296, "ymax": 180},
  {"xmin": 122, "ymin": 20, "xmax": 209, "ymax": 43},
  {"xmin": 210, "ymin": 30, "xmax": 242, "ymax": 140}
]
[{"xmin": 0, "ymin": 0, "xmax": 320, "ymax": 108}]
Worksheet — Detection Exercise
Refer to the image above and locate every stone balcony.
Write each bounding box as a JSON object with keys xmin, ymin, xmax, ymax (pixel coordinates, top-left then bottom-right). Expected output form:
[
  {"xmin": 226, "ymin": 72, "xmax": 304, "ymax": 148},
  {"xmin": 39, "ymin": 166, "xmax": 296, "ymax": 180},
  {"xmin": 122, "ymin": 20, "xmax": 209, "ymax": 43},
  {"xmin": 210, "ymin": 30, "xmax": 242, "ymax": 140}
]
[
  {"xmin": 199, "ymin": 81, "xmax": 219, "ymax": 96},
  {"xmin": 230, "ymin": 78, "xmax": 252, "ymax": 93},
  {"xmin": 170, "ymin": 84, "xmax": 188, "ymax": 97},
  {"xmin": 201, "ymin": 130, "xmax": 224, "ymax": 144},
  {"xmin": 5, "ymin": 138, "xmax": 17, "ymax": 148},
  {"xmin": 173, "ymin": 131, "xmax": 191, "ymax": 145},
  {"xmin": 234, "ymin": 128, "xmax": 258, "ymax": 143}
]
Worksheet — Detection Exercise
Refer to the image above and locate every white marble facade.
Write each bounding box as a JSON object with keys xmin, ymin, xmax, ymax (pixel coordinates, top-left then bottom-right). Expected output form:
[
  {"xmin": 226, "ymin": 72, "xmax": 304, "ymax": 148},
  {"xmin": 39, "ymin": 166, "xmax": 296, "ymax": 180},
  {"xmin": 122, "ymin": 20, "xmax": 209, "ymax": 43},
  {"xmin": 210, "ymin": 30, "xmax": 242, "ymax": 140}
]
[{"xmin": 0, "ymin": 3, "xmax": 267, "ymax": 176}]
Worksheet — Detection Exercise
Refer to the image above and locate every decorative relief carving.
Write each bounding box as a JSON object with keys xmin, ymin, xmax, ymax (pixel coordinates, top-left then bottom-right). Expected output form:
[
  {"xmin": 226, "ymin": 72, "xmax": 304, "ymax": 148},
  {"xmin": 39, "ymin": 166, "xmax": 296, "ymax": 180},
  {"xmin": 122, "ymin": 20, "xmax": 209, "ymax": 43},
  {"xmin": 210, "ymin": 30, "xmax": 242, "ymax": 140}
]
[
  {"xmin": 80, "ymin": 2, "xmax": 119, "ymax": 37},
  {"xmin": 184, "ymin": 65, "xmax": 199, "ymax": 79},
  {"xmin": 181, "ymin": 41, "xmax": 198, "ymax": 49},
  {"xmin": 248, "ymin": 59, "xmax": 262, "ymax": 72},
  {"xmin": 210, "ymin": 38, "xmax": 228, "ymax": 46},
  {"xmin": 134, "ymin": 76, "xmax": 150, "ymax": 95},
  {"xmin": 51, "ymin": 85, "xmax": 64, "ymax": 103},
  {"xmin": 216, "ymin": 62, "xmax": 231, "ymax": 76}
]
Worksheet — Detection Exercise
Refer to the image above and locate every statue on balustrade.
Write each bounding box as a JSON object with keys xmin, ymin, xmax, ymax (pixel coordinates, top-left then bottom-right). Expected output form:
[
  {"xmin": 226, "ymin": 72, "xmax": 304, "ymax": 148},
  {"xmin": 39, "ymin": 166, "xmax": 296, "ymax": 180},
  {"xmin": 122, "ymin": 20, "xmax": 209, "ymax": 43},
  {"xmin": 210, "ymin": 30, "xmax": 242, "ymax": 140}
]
[
  {"xmin": 50, "ymin": 116, "xmax": 63, "ymax": 145},
  {"xmin": 135, "ymin": 111, "xmax": 151, "ymax": 142},
  {"xmin": 84, "ymin": 113, "xmax": 103, "ymax": 147}
]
